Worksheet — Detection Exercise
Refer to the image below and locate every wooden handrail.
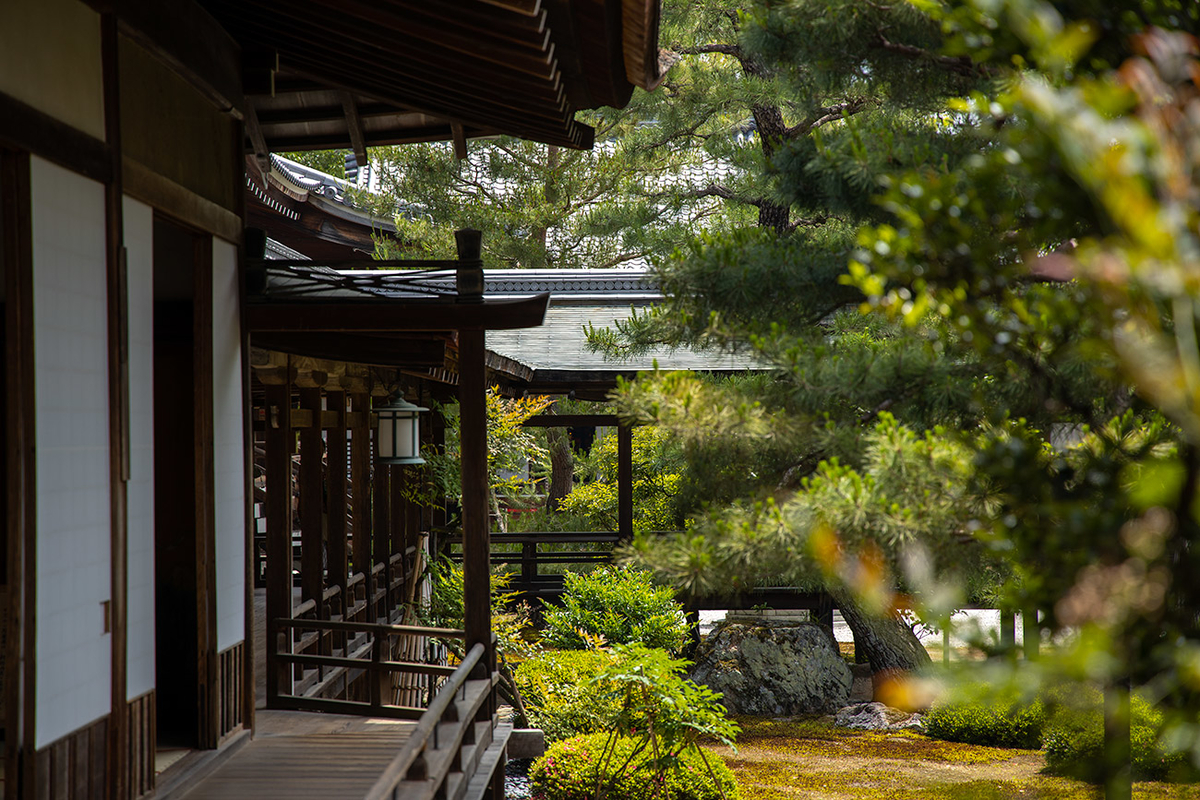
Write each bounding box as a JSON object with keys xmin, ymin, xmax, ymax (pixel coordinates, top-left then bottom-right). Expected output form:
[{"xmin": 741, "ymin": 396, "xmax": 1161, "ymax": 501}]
[
  {"xmin": 346, "ymin": 571, "xmax": 366, "ymax": 589},
  {"xmin": 272, "ymin": 617, "xmax": 465, "ymax": 638},
  {"xmin": 277, "ymin": 652, "xmax": 458, "ymax": 677},
  {"xmin": 294, "ymin": 598, "xmax": 317, "ymax": 617},
  {"xmin": 364, "ymin": 642, "xmax": 487, "ymax": 800},
  {"xmin": 445, "ymin": 531, "xmax": 623, "ymax": 544},
  {"xmin": 323, "ymin": 584, "xmax": 342, "ymax": 602}
]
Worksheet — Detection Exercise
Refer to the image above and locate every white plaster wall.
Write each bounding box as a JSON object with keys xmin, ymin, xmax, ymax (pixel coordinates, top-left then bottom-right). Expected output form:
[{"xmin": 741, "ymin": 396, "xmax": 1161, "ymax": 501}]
[
  {"xmin": 0, "ymin": 0, "xmax": 105, "ymax": 141},
  {"xmin": 124, "ymin": 197, "xmax": 155, "ymax": 699},
  {"xmin": 212, "ymin": 238, "xmax": 246, "ymax": 651},
  {"xmin": 31, "ymin": 157, "xmax": 112, "ymax": 748}
]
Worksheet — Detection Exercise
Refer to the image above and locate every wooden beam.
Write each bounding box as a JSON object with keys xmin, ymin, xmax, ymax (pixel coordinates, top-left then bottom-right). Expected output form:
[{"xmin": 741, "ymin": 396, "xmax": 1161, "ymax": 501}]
[
  {"xmin": 264, "ymin": 382, "xmax": 294, "ymax": 706},
  {"xmin": 617, "ymin": 423, "xmax": 633, "ymax": 541},
  {"xmin": 522, "ymin": 414, "xmax": 620, "ymax": 427},
  {"xmin": 122, "ymin": 157, "xmax": 243, "ymax": 244},
  {"xmin": 244, "ymin": 101, "xmax": 272, "ymax": 177},
  {"xmin": 450, "ymin": 122, "xmax": 468, "ymax": 161},
  {"xmin": 250, "ymin": 333, "xmax": 445, "ymax": 369},
  {"xmin": 298, "ymin": 388, "xmax": 325, "ymax": 615},
  {"xmin": 0, "ymin": 90, "xmax": 112, "ymax": 184},
  {"xmin": 340, "ymin": 92, "xmax": 369, "ymax": 167},
  {"xmin": 244, "ymin": 293, "xmax": 550, "ymax": 333},
  {"xmin": 113, "ymin": 0, "xmax": 244, "ymax": 119}
]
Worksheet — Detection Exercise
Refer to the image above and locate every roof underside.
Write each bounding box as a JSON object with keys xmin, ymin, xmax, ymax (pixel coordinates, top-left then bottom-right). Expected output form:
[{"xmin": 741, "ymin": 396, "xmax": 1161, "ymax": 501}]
[{"xmin": 200, "ymin": 0, "xmax": 663, "ymax": 155}]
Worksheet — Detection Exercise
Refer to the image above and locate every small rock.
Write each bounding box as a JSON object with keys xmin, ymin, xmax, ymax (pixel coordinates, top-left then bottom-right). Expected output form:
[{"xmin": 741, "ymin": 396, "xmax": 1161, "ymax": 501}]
[{"xmin": 834, "ymin": 701, "xmax": 924, "ymax": 731}]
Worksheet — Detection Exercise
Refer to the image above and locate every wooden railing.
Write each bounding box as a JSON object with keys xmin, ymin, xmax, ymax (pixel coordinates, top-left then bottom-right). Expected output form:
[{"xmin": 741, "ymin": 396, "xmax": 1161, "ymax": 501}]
[
  {"xmin": 364, "ymin": 642, "xmax": 499, "ymax": 800},
  {"xmin": 446, "ymin": 531, "xmax": 621, "ymax": 598},
  {"xmin": 270, "ymin": 618, "xmax": 462, "ymax": 718}
]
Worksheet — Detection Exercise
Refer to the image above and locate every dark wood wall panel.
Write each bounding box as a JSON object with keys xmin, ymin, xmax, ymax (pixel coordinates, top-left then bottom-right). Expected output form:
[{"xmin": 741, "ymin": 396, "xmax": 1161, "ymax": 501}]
[
  {"xmin": 218, "ymin": 642, "xmax": 245, "ymax": 741},
  {"xmin": 33, "ymin": 716, "xmax": 108, "ymax": 800},
  {"xmin": 125, "ymin": 692, "xmax": 155, "ymax": 799}
]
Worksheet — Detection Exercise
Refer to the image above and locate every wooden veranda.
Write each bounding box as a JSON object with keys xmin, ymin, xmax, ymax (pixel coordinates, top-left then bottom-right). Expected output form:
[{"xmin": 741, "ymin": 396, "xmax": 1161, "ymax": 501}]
[{"xmin": 240, "ymin": 232, "xmax": 545, "ymax": 800}]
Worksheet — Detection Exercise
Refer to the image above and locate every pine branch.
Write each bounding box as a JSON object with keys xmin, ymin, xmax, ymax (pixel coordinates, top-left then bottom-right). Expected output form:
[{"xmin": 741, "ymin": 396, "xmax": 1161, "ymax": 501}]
[
  {"xmin": 787, "ymin": 98, "xmax": 871, "ymax": 138},
  {"xmin": 872, "ymin": 33, "xmax": 988, "ymax": 79},
  {"xmin": 684, "ymin": 183, "xmax": 764, "ymax": 208},
  {"xmin": 679, "ymin": 43, "xmax": 742, "ymax": 59}
]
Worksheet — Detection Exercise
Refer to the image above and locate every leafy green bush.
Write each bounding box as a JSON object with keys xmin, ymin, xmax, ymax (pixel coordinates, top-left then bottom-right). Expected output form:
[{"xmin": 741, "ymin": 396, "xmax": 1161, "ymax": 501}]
[
  {"xmin": 1042, "ymin": 691, "xmax": 1188, "ymax": 782},
  {"xmin": 530, "ymin": 733, "xmax": 739, "ymax": 800},
  {"xmin": 543, "ymin": 566, "xmax": 689, "ymax": 653},
  {"xmin": 513, "ymin": 649, "xmax": 623, "ymax": 742},
  {"xmin": 924, "ymin": 684, "xmax": 1045, "ymax": 749}
]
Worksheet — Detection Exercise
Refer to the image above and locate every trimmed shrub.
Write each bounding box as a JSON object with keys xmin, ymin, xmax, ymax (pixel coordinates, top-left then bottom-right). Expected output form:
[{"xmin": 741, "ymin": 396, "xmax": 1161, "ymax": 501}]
[
  {"xmin": 530, "ymin": 733, "xmax": 739, "ymax": 800},
  {"xmin": 1042, "ymin": 691, "xmax": 1188, "ymax": 782},
  {"xmin": 543, "ymin": 566, "xmax": 689, "ymax": 653},
  {"xmin": 924, "ymin": 684, "xmax": 1045, "ymax": 750},
  {"xmin": 513, "ymin": 649, "xmax": 623, "ymax": 742}
]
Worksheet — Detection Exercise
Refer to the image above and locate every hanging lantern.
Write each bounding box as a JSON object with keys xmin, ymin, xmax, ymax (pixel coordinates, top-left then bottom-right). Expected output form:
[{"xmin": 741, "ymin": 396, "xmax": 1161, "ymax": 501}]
[{"xmin": 374, "ymin": 393, "xmax": 427, "ymax": 465}]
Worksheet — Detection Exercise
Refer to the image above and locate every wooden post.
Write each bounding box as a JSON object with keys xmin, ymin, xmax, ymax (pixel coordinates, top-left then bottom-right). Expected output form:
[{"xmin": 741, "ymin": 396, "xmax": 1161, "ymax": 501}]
[
  {"xmin": 327, "ymin": 390, "xmax": 349, "ymax": 607},
  {"xmin": 460, "ymin": 326, "xmax": 492, "ymax": 673},
  {"xmin": 101, "ymin": 10, "xmax": 130, "ymax": 792},
  {"xmin": 372, "ymin": 400, "xmax": 391, "ymax": 621},
  {"xmin": 351, "ymin": 392, "xmax": 372, "ymax": 585},
  {"xmin": 1000, "ymin": 610, "xmax": 1016, "ymax": 650},
  {"xmin": 617, "ymin": 422, "xmax": 633, "ymax": 541},
  {"xmin": 457, "ymin": 229, "xmax": 492, "ymax": 677},
  {"xmin": 1023, "ymin": 608, "xmax": 1039, "ymax": 660},
  {"xmin": 298, "ymin": 386, "xmax": 325, "ymax": 616},
  {"xmin": 390, "ymin": 463, "xmax": 406, "ymax": 616},
  {"xmin": 264, "ymin": 381, "xmax": 294, "ymax": 705}
]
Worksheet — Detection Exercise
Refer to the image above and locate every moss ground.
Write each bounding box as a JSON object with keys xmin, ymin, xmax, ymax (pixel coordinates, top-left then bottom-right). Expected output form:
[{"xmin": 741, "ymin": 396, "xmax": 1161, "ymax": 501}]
[{"xmin": 706, "ymin": 716, "xmax": 1200, "ymax": 800}]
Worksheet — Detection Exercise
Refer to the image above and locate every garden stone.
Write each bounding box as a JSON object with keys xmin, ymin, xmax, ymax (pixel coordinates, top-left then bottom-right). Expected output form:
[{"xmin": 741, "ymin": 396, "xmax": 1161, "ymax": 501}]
[
  {"xmin": 834, "ymin": 701, "xmax": 924, "ymax": 731},
  {"xmin": 690, "ymin": 619, "xmax": 851, "ymax": 715}
]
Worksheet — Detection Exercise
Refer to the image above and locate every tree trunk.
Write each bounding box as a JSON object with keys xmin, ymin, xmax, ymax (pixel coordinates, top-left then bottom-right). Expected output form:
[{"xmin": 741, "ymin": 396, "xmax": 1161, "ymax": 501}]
[
  {"xmin": 547, "ymin": 426, "xmax": 574, "ymax": 512},
  {"xmin": 751, "ymin": 103, "xmax": 793, "ymax": 234},
  {"xmin": 833, "ymin": 590, "xmax": 932, "ymax": 679}
]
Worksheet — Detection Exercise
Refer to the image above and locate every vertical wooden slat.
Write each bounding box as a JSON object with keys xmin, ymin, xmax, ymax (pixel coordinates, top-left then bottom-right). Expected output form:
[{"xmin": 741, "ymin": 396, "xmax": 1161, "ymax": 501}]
[
  {"xmin": 3, "ymin": 149, "xmax": 38, "ymax": 800},
  {"xmin": 264, "ymin": 381, "xmax": 293, "ymax": 706},
  {"xmin": 298, "ymin": 387, "xmax": 325, "ymax": 615},
  {"xmin": 617, "ymin": 423, "xmax": 633, "ymax": 541},
  {"xmin": 326, "ymin": 390, "xmax": 348, "ymax": 603}
]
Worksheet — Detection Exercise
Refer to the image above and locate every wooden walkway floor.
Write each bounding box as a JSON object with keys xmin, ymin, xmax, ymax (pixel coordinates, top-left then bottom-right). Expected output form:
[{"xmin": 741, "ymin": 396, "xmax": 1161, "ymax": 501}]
[{"xmin": 178, "ymin": 711, "xmax": 415, "ymax": 800}]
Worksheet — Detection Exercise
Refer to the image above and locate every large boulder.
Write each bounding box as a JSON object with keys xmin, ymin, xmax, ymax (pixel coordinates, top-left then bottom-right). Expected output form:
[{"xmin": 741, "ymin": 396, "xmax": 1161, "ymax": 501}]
[{"xmin": 690, "ymin": 619, "xmax": 851, "ymax": 715}]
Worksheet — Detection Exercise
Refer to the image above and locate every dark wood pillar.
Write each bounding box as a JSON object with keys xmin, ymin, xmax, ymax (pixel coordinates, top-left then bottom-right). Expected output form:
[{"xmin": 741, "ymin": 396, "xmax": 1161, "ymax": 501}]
[
  {"xmin": 459, "ymin": 327, "xmax": 491, "ymax": 671},
  {"xmin": 263, "ymin": 381, "xmax": 293, "ymax": 706},
  {"xmin": 193, "ymin": 235, "xmax": 219, "ymax": 749},
  {"xmin": 617, "ymin": 423, "xmax": 633, "ymax": 541},
  {"xmin": 371, "ymin": 399, "xmax": 391, "ymax": 621},
  {"xmin": 298, "ymin": 385, "xmax": 325, "ymax": 614},
  {"xmin": 101, "ymin": 9, "xmax": 131, "ymax": 793},
  {"xmin": 3, "ymin": 150, "xmax": 38, "ymax": 800},
  {"xmin": 350, "ymin": 392, "xmax": 372, "ymax": 584},
  {"xmin": 326, "ymin": 390, "xmax": 348, "ymax": 601}
]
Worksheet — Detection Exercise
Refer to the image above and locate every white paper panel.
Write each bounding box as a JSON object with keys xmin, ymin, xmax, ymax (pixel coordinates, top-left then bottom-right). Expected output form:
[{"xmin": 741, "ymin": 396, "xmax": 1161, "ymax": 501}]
[
  {"xmin": 124, "ymin": 196, "xmax": 156, "ymax": 699},
  {"xmin": 212, "ymin": 238, "xmax": 246, "ymax": 651},
  {"xmin": 32, "ymin": 156, "xmax": 112, "ymax": 748}
]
